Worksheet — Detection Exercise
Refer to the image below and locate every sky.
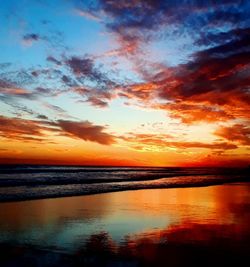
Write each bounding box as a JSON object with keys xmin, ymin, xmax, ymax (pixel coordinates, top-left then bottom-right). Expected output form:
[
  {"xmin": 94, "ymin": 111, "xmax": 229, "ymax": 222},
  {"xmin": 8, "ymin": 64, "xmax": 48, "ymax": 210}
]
[{"xmin": 0, "ymin": 0, "xmax": 249, "ymax": 166}]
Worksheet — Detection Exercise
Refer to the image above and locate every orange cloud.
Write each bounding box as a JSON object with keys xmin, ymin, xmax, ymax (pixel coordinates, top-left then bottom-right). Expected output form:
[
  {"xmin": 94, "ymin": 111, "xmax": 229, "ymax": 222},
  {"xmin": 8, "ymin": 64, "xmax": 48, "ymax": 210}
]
[
  {"xmin": 0, "ymin": 116, "xmax": 51, "ymax": 142},
  {"xmin": 158, "ymin": 102, "xmax": 234, "ymax": 124},
  {"xmin": 121, "ymin": 133, "xmax": 237, "ymax": 151},
  {"xmin": 0, "ymin": 116, "xmax": 115, "ymax": 145},
  {"xmin": 214, "ymin": 124, "xmax": 250, "ymax": 146}
]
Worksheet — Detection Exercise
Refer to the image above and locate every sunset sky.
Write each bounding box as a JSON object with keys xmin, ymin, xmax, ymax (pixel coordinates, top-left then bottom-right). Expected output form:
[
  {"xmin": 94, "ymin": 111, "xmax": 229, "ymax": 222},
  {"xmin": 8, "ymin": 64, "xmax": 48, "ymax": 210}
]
[{"xmin": 0, "ymin": 0, "xmax": 249, "ymax": 166}]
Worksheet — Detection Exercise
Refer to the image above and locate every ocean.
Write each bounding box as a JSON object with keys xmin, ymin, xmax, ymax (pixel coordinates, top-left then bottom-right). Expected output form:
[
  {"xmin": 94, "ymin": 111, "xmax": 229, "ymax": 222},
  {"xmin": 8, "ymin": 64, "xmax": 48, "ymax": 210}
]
[{"xmin": 0, "ymin": 165, "xmax": 249, "ymax": 201}]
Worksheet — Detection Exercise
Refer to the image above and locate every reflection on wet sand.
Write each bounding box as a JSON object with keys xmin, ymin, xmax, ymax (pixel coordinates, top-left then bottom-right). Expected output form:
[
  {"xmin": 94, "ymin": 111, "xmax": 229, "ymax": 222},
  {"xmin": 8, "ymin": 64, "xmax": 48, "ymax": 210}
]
[
  {"xmin": 1, "ymin": 221, "xmax": 249, "ymax": 267},
  {"xmin": 0, "ymin": 193, "xmax": 112, "ymax": 229},
  {"xmin": 0, "ymin": 183, "xmax": 250, "ymax": 266}
]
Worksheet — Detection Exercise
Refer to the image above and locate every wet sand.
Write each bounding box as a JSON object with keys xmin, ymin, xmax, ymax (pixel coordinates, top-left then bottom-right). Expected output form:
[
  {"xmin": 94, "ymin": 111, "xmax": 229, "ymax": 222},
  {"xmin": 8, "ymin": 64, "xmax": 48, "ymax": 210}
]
[{"xmin": 0, "ymin": 183, "xmax": 250, "ymax": 266}]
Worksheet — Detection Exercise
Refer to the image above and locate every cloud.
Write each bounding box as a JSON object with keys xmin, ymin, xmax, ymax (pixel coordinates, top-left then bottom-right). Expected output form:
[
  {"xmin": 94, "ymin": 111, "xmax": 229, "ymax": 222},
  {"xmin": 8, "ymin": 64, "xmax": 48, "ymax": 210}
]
[
  {"xmin": 0, "ymin": 77, "xmax": 73, "ymax": 119},
  {"xmin": 0, "ymin": 78, "xmax": 66, "ymax": 118},
  {"xmin": 71, "ymin": 1, "xmax": 250, "ymax": 123},
  {"xmin": 47, "ymin": 56, "xmax": 62, "ymax": 66},
  {"xmin": 118, "ymin": 30, "xmax": 250, "ymax": 123},
  {"xmin": 157, "ymin": 102, "xmax": 235, "ymax": 124},
  {"xmin": 215, "ymin": 124, "xmax": 250, "ymax": 146},
  {"xmin": 76, "ymin": 1, "xmax": 248, "ymax": 57},
  {"xmin": 74, "ymin": 8, "xmax": 100, "ymax": 21},
  {"xmin": 42, "ymin": 102, "xmax": 75, "ymax": 119},
  {"xmin": 23, "ymin": 33, "xmax": 40, "ymax": 41},
  {"xmin": 2, "ymin": 0, "xmax": 250, "ymax": 129},
  {"xmin": 0, "ymin": 58, "xmax": 114, "ymax": 116},
  {"xmin": 156, "ymin": 48, "xmax": 250, "ymax": 122},
  {"xmin": 196, "ymin": 27, "xmax": 250, "ymax": 47},
  {"xmin": 73, "ymin": 86, "xmax": 115, "ymax": 108},
  {"xmin": 65, "ymin": 57, "xmax": 98, "ymax": 79},
  {"xmin": 21, "ymin": 29, "xmax": 66, "ymax": 50},
  {"xmin": 36, "ymin": 114, "xmax": 48, "ymax": 120},
  {"xmin": 119, "ymin": 82, "xmax": 158, "ymax": 101},
  {"xmin": 66, "ymin": 56, "xmax": 100, "ymax": 78},
  {"xmin": 0, "ymin": 115, "xmax": 115, "ymax": 145},
  {"xmin": 57, "ymin": 120, "xmax": 115, "ymax": 145},
  {"xmin": 0, "ymin": 68, "xmax": 62, "ymax": 99},
  {"xmin": 63, "ymin": 56, "xmax": 118, "ymax": 107},
  {"xmin": 68, "ymin": 1, "xmax": 249, "ymax": 122},
  {"xmin": 22, "ymin": 33, "xmax": 41, "ymax": 46},
  {"xmin": 172, "ymin": 142, "xmax": 237, "ymax": 150},
  {"xmin": 121, "ymin": 133, "xmax": 237, "ymax": 151},
  {"xmin": 0, "ymin": 87, "xmax": 34, "ymax": 99},
  {"xmin": 84, "ymin": 96, "xmax": 109, "ymax": 108},
  {"xmin": 0, "ymin": 78, "xmax": 36, "ymax": 100},
  {"xmin": 0, "ymin": 115, "xmax": 50, "ymax": 142}
]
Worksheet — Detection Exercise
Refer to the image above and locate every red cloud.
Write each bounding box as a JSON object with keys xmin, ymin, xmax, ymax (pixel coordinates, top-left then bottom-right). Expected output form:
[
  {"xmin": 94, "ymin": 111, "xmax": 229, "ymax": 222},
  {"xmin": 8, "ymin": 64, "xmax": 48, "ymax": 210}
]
[
  {"xmin": 119, "ymin": 48, "xmax": 250, "ymax": 124},
  {"xmin": 215, "ymin": 124, "xmax": 250, "ymax": 146}
]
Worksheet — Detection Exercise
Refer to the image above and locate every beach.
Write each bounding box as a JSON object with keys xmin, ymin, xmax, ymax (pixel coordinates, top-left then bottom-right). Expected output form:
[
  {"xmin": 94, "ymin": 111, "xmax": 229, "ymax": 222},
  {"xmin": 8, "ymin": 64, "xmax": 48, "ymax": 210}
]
[
  {"xmin": 0, "ymin": 182, "xmax": 249, "ymax": 266},
  {"xmin": 1, "ymin": 0, "xmax": 249, "ymax": 266},
  {"xmin": 0, "ymin": 166, "xmax": 248, "ymax": 201}
]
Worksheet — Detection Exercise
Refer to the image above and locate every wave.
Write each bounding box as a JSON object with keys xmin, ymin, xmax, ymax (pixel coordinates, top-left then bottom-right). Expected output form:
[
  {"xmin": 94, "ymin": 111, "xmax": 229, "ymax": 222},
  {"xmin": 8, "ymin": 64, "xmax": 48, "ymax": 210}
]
[{"xmin": 0, "ymin": 166, "xmax": 249, "ymax": 202}]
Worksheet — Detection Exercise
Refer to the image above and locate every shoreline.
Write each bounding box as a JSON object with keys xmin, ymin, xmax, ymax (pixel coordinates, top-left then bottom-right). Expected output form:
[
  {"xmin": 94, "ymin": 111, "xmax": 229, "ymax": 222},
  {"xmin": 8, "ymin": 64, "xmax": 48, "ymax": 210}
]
[{"xmin": 1, "ymin": 177, "xmax": 248, "ymax": 203}]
